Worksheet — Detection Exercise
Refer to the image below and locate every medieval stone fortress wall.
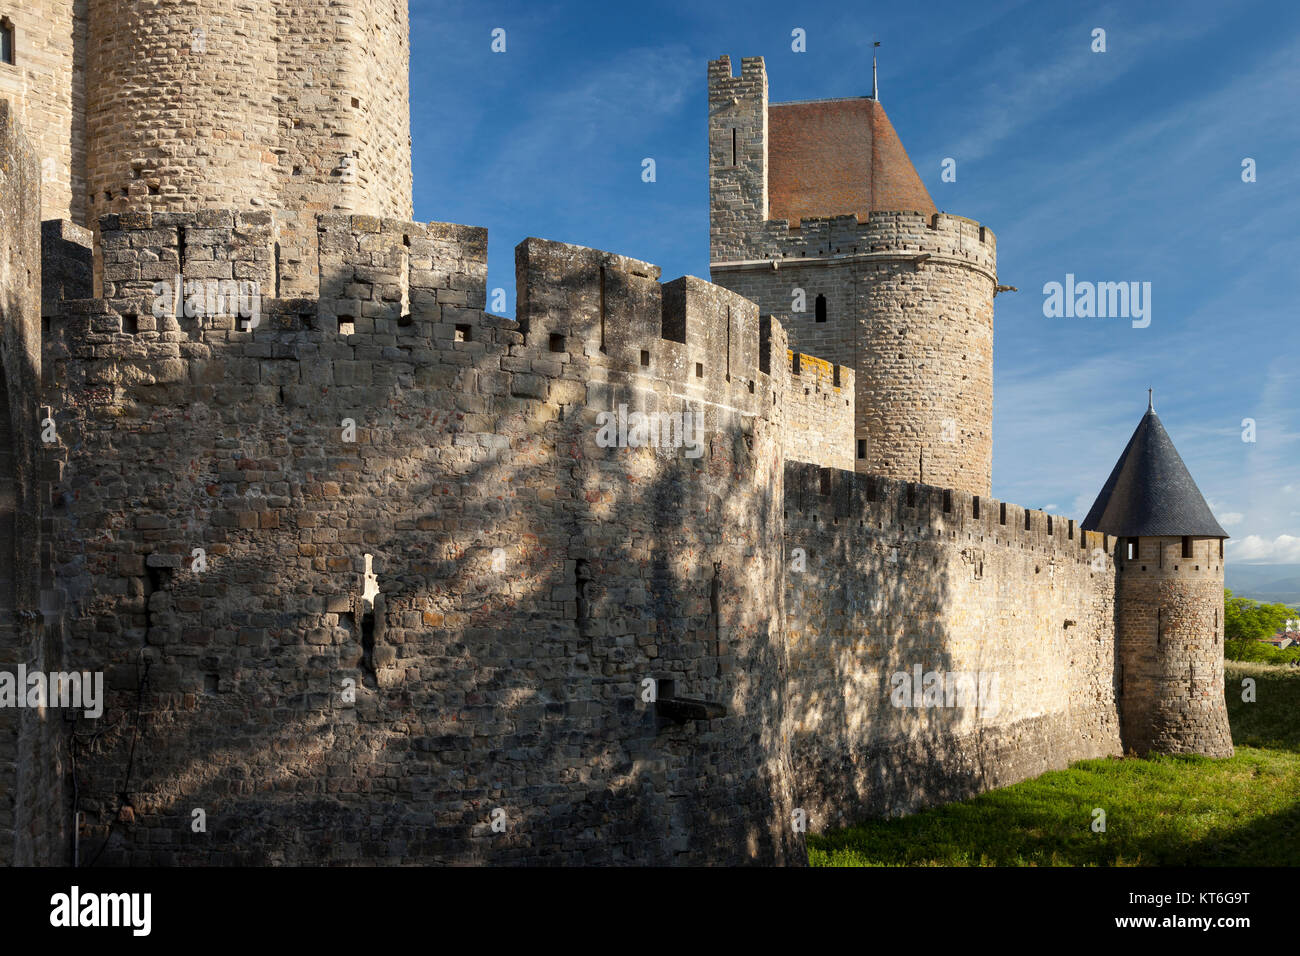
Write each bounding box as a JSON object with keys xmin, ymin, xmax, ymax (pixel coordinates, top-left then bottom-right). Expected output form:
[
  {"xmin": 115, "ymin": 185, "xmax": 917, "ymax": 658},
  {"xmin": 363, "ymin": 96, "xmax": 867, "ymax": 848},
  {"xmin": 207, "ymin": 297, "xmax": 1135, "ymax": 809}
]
[{"xmin": 0, "ymin": 2, "xmax": 1233, "ymax": 865}]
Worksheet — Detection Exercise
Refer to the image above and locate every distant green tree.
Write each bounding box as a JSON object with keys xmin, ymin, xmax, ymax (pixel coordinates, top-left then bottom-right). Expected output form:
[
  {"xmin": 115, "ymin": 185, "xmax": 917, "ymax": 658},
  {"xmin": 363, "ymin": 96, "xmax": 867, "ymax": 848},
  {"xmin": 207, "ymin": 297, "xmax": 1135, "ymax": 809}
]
[{"xmin": 1224, "ymin": 589, "xmax": 1300, "ymax": 662}]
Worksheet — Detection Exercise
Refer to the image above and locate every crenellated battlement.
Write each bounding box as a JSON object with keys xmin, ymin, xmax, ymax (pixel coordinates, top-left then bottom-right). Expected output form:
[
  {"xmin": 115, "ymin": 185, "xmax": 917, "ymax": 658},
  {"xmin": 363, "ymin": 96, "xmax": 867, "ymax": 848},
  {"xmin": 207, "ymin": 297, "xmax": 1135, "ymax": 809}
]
[
  {"xmin": 44, "ymin": 210, "xmax": 810, "ymax": 429},
  {"xmin": 707, "ymin": 55, "xmax": 768, "ymax": 90},
  {"xmin": 713, "ymin": 210, "xmax": 998, "ymax": 278},
  {"xmin": 785, "ymin": 462, "xmax": 1115, "ymax": 567}
]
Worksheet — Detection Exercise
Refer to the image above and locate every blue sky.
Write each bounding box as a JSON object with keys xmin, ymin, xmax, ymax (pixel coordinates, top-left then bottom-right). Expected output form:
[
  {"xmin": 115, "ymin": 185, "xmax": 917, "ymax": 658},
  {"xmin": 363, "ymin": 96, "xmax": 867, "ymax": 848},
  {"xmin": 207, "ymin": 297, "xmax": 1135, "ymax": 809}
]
[{"xmin": 410, "ymin": 0, "xmax": 1300, "ymax": 564}]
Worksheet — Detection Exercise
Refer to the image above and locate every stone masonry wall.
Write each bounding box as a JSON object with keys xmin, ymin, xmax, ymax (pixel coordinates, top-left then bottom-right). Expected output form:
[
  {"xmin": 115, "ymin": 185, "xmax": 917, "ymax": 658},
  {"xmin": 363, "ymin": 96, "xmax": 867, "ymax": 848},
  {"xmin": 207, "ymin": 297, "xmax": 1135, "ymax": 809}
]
[
  {"xmin": 708, "ymin": 55, "xmax": 768, "ymax": 263},
  {"xmin": 273, "ymin": 0, "xmax": 413, "ymax": 296},
  {"xmin": 713, "ymin": 213, "xmax": 996, "ymax": 495},
  {"xmin": 0, "ymin": 1, "xmax": 85, "ymax": 223},
  {"xmin": 85, "ymin": 0, "xmax": 282, "ymax": 226},
  {"xmin": 1115, "ymin": 535, "xmax": 1232, "ymax": 758},
  {"xmin": 0, "ymin": 100, "xmax": 68, "ymax": 866},
  {"xmin": 784, "ymin": 350, "xmax": 853, "ymax": 471},
  {"xmin": 46, "ymin": 209, "xmax": 803, "ymax": 865},
  {"xmin": 784, "ymin": 462, "xmax": 1122, "ymax": 830},
  {"xmin": 81, "ymin": 1, "xmax": 412, "ymax": 298}
]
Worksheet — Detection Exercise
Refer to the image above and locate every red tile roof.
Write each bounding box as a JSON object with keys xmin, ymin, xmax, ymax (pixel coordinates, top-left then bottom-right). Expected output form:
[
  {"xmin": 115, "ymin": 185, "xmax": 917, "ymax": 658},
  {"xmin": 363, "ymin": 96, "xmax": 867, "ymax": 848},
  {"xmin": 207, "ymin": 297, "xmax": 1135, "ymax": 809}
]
[{"xmin": 768, "ymin": 98, "xmax": 936, "ymax": 225}]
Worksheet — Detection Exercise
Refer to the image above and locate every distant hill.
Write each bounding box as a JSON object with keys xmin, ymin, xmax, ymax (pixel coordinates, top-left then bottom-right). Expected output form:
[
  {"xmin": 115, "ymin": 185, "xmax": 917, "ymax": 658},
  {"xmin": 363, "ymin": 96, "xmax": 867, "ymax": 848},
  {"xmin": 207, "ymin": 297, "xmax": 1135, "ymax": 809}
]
[{"xmin": 1226, "ymin": 564, "xmax": 1300, "ymax": 606}]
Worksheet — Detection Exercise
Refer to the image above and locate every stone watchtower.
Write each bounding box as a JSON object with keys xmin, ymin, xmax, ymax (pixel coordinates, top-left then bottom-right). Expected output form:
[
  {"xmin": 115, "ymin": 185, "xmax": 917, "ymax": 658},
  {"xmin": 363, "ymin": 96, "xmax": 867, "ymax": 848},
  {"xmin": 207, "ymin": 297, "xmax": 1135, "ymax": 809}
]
[
  {"xmin": 1083, "ymin": 397, "xmax": 1234, "ymax": 758},
  {"xmin": 0, "ymin": 0, "xmax": 412, "ymax": 294},
  {"xmin": 706, "ymin": 55, "xmax": 996, "ymax": 496}
]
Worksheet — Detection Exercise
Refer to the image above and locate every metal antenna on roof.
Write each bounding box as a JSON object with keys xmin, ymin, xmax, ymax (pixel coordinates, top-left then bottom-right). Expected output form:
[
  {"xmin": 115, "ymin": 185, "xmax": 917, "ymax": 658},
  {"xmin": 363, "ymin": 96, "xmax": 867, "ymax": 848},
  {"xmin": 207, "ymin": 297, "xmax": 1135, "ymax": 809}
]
[
  {"xmin": 1148, "ymin": 387, "xmax": 1154, "ymax": 412},
  {"xmin": 871, "ymin": 41, "xmax": 881, "ymax": 100}
]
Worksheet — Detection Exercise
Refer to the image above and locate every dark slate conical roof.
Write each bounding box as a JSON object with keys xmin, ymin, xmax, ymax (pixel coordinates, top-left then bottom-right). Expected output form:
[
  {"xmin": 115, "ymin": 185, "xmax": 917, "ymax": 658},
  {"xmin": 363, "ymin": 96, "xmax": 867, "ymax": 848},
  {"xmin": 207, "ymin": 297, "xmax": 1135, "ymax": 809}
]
[{"xmin": 1081, "ymin": 402, "xmax": 1227, "ymax": 538}]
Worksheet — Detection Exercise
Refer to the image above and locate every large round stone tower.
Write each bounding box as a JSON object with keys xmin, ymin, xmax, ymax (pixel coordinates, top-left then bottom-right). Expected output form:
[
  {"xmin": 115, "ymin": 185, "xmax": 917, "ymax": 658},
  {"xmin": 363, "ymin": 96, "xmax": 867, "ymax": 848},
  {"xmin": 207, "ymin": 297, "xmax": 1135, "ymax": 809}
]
[
  {"xmin": 1083, "ymin": 397, "xmax": 1233, "ymax": 758},
  {"xmin": 84, "ymin": 0, "xmax": 411, "ymax": 224},
  {"xmin": 0, "ymin": 0, "xmax": 412, "ymax": 289},
  {"xmin": 706, "ymin": 55, "xmax": 995, "ymax": 496}
]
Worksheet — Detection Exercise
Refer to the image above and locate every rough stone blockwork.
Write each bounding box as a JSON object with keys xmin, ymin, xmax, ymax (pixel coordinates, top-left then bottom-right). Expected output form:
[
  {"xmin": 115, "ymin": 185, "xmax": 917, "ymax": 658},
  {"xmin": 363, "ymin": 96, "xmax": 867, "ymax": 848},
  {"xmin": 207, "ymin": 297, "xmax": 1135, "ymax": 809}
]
[
  {"xmin": 784, "ymin": 463, "xmax": 1123, "ymax": 830},
  {"xmin": 784, "ymin": 350, "xmax": 853, "ymax": 470},
  {"xmin": 46, "ymin": 210, "xmax": 803, "ymax": 865},
  {"xmin": 0, "ymin": 101, "xmax": 68, "ymax": 866},
  {"xmin": 1116, "ymin": 536, "xmax": 1233, "ymax": 758},
  {"xmin": 713, "ymin": 212, "xmax": 996, "ymax": 497},
  {"xmin": 0, "ymin": 1, "xmax": 84, "ymax": 224}
]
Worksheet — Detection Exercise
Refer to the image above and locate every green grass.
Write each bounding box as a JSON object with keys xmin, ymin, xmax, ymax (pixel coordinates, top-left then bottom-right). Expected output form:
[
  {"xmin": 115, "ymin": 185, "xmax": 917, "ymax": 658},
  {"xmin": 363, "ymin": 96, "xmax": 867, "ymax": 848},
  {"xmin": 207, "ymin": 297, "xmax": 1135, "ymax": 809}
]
[{"xmin": 808, "ymin": 663, "xmax": 1300, "ymax": 866}]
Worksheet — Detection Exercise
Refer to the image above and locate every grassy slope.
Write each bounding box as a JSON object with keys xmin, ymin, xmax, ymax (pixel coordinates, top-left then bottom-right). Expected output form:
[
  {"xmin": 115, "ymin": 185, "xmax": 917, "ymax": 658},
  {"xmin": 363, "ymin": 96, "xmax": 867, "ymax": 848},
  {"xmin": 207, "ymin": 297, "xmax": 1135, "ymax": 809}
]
[{"xmin": 808, "ymin": 663, "xmax": 1300, "ymax": 866}]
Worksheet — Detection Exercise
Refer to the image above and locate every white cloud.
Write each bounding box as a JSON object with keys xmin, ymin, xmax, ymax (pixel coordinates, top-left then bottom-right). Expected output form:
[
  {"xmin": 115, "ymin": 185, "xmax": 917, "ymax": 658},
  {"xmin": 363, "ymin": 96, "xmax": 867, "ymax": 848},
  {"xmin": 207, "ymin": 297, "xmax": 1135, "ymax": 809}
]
[
  {"xmin": 1228, "ymin": 534, "xmax": 1300, "ymax": 564},
  {"xmin": 1218, "ymin": 512, "xmax": 1245, "ymax": 527}
]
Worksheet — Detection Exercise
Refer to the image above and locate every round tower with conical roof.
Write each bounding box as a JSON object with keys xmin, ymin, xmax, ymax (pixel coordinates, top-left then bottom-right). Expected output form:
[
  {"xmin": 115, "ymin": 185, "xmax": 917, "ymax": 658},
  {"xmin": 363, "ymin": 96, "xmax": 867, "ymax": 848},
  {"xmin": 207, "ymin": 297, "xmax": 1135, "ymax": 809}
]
[{"xmin": 1083, "ymin": 395, "xmax": 1233, "ymax": 758}]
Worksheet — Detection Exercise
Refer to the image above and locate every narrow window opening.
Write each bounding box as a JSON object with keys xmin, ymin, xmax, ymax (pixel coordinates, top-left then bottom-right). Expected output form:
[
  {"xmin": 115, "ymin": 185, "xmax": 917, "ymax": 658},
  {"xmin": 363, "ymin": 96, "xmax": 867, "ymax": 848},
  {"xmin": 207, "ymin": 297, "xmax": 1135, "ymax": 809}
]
[
  {"xmin": 999, "ymin": 502, "xmax": 1007, "ymax": 526},
  {"xmin": 1047, "ymin": 516, "xmax": 1053, "ymax": 536},
  {"xmin": 598, "ymin": 265, "xmax": 606, "ymax": 354},
  {"xmin": 575, "ymin": 560, "xmax": 591, "ymax": 625},
  {"xmin": 1126, "ymin": 538, "xmax": 1136, "ymax": 561},
  {"xmin": 41, "ymin": 315, "xmax": 50, "ymax": 336},
  {"xmin": 640, "ymin": 349, "xmax": 650, "ymax": 367},
  {"xmin": 549, "ymin": 333, "xmax": 565, "ymax": 353},
  {"xmin": 397, "ymin": 313, "xmax": 412, "ymax": 327},
  {"xmin": 943, "ymin": 490, "xmax": 952, "ymax": 514},
  {"xmin": 972, "ymin": 496, "xmax": 980, "ymax": 519},
  {"xmin": 455, "ymin": 324, "xmax": 471, "ymax": 342},
  {"xmin": 359, "ymin": 606, "xmax": 376, "ymax": 686},
  {"xmin": 906, "ymin": 484, "xmax": 916, "ymax": 508},
  {"xmin": 814, "ymin": 294, "xmax": 827, "ymax": 323},
  {"xmin": 856, "ymin": 438, "xmax": 866, "ymax": 460},
  {"xmin": 725, "ymin": 307, "xmax": 731, "ymax": 382},
  {"xmin": 1181, "ymin": 535, "xmax": 1192, "ymax": 559},
  {"xmin": 695, "ymin": 362, "xmax": 704, "ymax": 378},
  {"xmin": 1, "ymin": 19, "xmax": 14, "ymax": 66},
  {"xmin": 1218, "ymin": 539, "xmax": 1223, "ymax": 559},
  {"xmin": 122, "ymin": 313, "xmax": 138, "ymax": 334},
  {"xmin": 710, "ymin": 561, "xmax": 723, "ymax": 653},
  {"xmin": 730, "ymin": 128, "xmax": 737, "ymax": 166},
  {"xmin": 339, "ymin": 316, "xmax": 355, "ymax": 336},
  {"xmin": 1068, "ymin": 519, "xmax": 1075, "ymax": 540},
  {"xmin": 819, "ymin": 471, "xmax": 831, "ymax": 496},
  {"xmin": 1024, "ymin": 510, "xmax": 1031, "ymax": 531},
  {"xmin": 832, "ymin": 365, "xmax": 841, "ymax": 388}
]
